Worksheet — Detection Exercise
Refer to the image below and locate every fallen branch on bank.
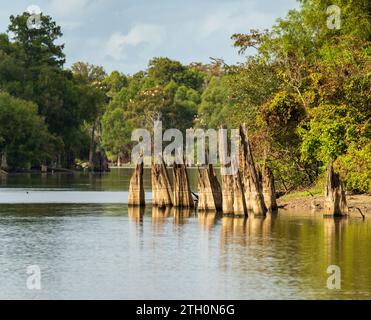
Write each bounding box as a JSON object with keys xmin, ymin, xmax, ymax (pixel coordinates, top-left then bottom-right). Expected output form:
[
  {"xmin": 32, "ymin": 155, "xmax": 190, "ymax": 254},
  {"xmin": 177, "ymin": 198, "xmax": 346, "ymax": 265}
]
[
  {"xmin": 277, "ymin": 204, "xmax": 287, "ymax": 209},
  {"xmin": 349, "ymin": 206, "xmax": 365, "ymax": 220}
]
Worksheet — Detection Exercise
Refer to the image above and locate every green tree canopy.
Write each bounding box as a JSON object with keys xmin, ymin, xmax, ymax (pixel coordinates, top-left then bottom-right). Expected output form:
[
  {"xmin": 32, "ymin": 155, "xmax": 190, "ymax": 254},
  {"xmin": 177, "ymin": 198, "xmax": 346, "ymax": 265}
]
[{"xmin": 0, "ymin": 93, "xmax": 53, "ymax": 169}]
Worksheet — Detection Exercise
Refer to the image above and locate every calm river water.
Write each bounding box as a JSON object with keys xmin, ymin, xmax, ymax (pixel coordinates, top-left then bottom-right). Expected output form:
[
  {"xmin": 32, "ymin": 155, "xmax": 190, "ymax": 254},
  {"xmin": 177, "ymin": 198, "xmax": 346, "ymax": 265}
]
[{"xmin": 0, "ymin": 169, "xmax": 370, "ymax": 299}]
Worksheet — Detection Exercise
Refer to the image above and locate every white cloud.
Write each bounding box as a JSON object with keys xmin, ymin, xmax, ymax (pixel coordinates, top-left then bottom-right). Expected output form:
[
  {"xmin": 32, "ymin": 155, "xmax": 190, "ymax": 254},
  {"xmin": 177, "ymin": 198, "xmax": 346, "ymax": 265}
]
[
  {"xmin": 48, "ymin": 0, "xmax": 91, "ymax": 17},
  {"xmin": 105, "ymin": 24, "xmax": 165, "ymax": 60},
  {"xmin": 59, "ymin": 20, "xmax": 83, "ymax": 30},
  {"xmin": 198, "ymin": 4, "xmax": 276, "ymax": 40},
  {"xmin": 201, "ymin": 13, "xmax": 228, "ymax": 37}
]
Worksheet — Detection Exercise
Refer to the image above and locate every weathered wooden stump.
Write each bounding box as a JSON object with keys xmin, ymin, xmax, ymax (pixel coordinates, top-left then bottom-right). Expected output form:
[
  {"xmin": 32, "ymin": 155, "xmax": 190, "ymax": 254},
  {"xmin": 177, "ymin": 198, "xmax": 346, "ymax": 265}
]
[
  {"xmin": 242, "ymin": 170, "xmax": 253, "ymax": 211},
  {"xmin": 219, "ymin": 129, "xmax": 247, "ymax": 216},
  {"xmin": 221, "ymin": 169, "xmax": 234, "ymax": 214},
  {"xmin": 261, "ymin": 162, "xmax": 278, "ymax": 211},
  {"xmin": 324, "ymin": 162, "xmax": 348, "ymax": 216},
  {"xmin": 128, "ymin": 162, "xmax": 145, "ymax": 206},
  {"xmin": 232, "ymin": 170, "xmax": 247, "ymax": 215},
  {"xmin": 151, "ymin": 158, "xmax": 173, "ymax": 208},
  {"xmin": 239, "ymin": 125, "xmax": 267, "ymax": 216},
  {"xmin": 172, "ymin": 163, "xmax": 194, "ymax": 208},
  {"xmin": 197, "ymin": 164, "xmax": 222, "ymax": 211},
  {"xmin": 220, "ymin": 162, "xmax": 247, "ymax": 216}
]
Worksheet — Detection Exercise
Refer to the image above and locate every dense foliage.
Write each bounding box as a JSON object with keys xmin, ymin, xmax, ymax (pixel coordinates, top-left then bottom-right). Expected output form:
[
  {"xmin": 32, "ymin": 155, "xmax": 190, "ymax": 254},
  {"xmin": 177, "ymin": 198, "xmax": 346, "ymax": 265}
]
[{"xmin": 228, "ymin": 0, "xmax": 370, "ymax": 192}]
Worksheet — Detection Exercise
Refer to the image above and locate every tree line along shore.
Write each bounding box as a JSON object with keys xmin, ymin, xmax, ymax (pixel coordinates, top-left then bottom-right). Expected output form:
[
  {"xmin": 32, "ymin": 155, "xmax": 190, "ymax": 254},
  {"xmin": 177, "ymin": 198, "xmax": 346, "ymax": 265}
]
[{"xmin": 0, "ymin": 1, "xmax": 370, "ymax": 199}]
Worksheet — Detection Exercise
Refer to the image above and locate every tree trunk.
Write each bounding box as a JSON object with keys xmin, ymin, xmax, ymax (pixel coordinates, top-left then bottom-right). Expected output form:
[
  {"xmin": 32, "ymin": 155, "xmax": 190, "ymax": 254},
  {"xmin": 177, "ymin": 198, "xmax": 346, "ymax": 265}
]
[
  {"xmin": 239, "ymin": 124, "xmax": 267, "ymax": 216},
  {"xmin": 57, "ymin": 154, "xmax": 62, "ymax": 169},
  {"xmin": 197, "ymin": 164, "xmax": 222, "ymax": 211},
  {"xmin": 232, "ymin": 170, "xmax": 247, "ymax": 215},
  {"xmin": 65, "ymin": 150, "xmax": 75, "ymax": 169},
  {"xmin": 172, "ymin": 163, "xmax": 194, "ymax": 208},
  {"xmin": 261, "ymin": 162, "xmax": 278, "ymax": 211},
  {"xmin": 1, "ymin": 149, "xmax": 8, "ymax": 170},
  {"xmin": 99, "ymin": 148, "xmax": 110, "ymax": 172},
  {"xmin": 128, "ymin": 162, "xmax": 145, "ymax": 206},
  {"xmin": 219, "ymin": 146, "xmax": 246, "ymax": 216},
  {"xmin": 89, "ymin": 121, "xmax": 96, "ymax": 171},
  {"xmin": 221, "ymin": 170, "xmax": 234, "ymax": 214},
  {"xmin": 90, "ymin": 120, "xmax": 110, "ymax": 172},
  {"xmin": 324, "ymin": 162, "xmax": 348, "ymax": 216},
  {"xmin": 152, "ymin": 158, "xmax": 173, "ymax": 208},
  {"xmin": 117, "ymin": 154, "xmax": 121, "ymax": 167}
]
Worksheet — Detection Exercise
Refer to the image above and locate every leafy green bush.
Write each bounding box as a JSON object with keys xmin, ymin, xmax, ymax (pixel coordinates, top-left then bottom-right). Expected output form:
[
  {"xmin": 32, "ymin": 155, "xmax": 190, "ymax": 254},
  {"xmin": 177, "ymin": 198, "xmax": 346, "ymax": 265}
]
[
  {"xmin": 299, "ymin": 104, "xmax": 365, "ymax": 165},
  {"xmin": 335, "ymin": 143, "xmax": 371, "ymax": 193}
]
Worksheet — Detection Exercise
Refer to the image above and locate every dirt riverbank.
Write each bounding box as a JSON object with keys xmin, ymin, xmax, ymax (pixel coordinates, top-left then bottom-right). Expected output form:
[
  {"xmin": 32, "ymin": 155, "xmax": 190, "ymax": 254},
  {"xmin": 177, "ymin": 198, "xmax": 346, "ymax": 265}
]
[{"xmin": 277, "ymin": 194, "xmax": 371, "ymax": 218}]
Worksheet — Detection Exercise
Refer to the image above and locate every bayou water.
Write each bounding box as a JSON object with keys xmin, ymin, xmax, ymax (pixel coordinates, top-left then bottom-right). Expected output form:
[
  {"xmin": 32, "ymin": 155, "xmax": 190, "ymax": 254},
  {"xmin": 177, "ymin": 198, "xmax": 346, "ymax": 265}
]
[{"xmin": 0, "ymin": 169, "xmax": 370, "ymax": 299}]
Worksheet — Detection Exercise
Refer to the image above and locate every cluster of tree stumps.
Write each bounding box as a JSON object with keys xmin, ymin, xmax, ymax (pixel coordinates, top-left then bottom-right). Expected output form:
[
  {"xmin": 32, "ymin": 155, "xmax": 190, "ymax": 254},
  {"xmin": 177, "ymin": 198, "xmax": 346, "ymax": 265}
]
[
  {"xmin": 128, "ymin": 125, "xmax": 277, "ymax": 217},
  {"xmin": 128, "ymin": 126, "xmax": 349, "ymax": 218}
]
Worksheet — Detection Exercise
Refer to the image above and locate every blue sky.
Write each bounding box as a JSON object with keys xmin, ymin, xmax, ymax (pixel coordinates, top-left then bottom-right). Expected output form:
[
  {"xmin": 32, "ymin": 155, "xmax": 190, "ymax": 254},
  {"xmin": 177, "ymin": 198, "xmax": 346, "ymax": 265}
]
[{"xmin": 0, "ymin": 0, "xmax": 299, "ymax": 74}]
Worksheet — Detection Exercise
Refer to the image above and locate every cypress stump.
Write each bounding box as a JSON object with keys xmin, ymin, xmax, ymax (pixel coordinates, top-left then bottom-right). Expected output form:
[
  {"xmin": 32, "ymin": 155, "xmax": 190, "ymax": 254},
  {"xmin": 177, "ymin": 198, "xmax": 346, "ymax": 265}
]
[
  {"xmin": 128, "ymin": 162, "xmax": 145, "ymax": 206},
  {"xmin": 324, "ymin": 162, "xmax": 348, "ymax": 216},
  {"xmin": 151, "ymin": 158, "xmax": 173, "ymax": 207},
  {"xmin": 173, "ymin": 163, "xmax": 194, "ymax": 208},
  {"xmin": 197, "ymin": 164, "xmax": 222, "ymax": 211},
  {"xmin": 239, "ymin": 124, "xmax": 267, "ymax": 216},
  {"xmin": 261, "ymin": 162, "xmax": 278, "ymax": 211}
]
